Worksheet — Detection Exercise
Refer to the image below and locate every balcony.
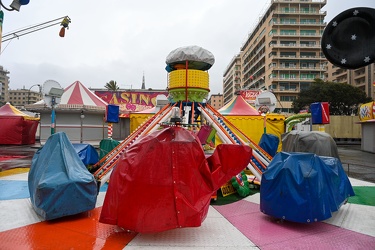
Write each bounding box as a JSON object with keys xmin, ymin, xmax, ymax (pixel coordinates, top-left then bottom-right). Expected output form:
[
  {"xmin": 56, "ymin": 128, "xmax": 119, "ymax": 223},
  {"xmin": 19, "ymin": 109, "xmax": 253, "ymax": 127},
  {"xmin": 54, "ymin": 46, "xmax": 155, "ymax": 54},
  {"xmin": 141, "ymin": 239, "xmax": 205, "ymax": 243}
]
[
  {"xmin": 272, "ymin": 21, "xmax": 326, "ymax": 27},
  {"xmin": 270, "ymin": 43, "xmax": 321, "ymax": 49},
  {"xmin": 273, "ymin": 10, "xmax": 327, "ymax": 16}
]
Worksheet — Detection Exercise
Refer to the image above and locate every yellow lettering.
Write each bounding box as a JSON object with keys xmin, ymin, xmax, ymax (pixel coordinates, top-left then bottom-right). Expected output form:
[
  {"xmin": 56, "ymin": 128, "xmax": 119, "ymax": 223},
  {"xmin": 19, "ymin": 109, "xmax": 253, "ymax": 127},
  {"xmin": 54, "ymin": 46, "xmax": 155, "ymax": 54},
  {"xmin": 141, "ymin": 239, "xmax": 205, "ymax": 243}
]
[
  {"xmin": 151, "ymin": 96, "xmax": 157, "ymax": 106},
  {"xmin": 121, "ymin": 93, "xmax": 130, "ymax": 102},
  {"xmin": 109, "ymin": 93, "xmax": 119, "ymax": 104},
  {"xmin": 139, "ymin": 94, "xmax": 150, "ymax": 105},
  {"xmin": 131, "ymin": 93, "xmax": 138, "ymax": 103}
]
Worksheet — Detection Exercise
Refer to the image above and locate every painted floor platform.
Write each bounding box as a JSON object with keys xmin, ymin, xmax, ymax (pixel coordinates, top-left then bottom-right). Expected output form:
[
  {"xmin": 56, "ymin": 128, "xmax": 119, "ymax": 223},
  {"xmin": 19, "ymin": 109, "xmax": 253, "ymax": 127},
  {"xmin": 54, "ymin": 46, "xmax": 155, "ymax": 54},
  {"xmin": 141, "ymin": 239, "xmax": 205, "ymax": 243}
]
[{"xmin": 1, "ymin": 168, "xmax": 375, "ymax": 250}]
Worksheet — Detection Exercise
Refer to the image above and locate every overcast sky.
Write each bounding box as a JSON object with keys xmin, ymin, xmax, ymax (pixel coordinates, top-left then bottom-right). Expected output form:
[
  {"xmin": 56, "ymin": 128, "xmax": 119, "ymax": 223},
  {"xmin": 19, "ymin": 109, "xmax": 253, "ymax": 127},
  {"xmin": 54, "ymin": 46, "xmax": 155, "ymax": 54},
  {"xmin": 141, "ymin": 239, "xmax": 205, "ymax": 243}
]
[{"xmin": 1, "ymin": 0, "xmax": 375, "ymax": 95}]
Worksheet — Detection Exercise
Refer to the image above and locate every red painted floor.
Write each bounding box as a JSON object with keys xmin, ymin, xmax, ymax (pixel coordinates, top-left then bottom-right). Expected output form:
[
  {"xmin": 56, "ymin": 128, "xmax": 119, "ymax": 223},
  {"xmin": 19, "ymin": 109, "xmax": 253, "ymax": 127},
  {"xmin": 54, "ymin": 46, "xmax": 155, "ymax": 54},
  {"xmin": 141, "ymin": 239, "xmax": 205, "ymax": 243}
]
[{"xmin": 0, "ymin": 207, "xmax": 138, "ymax": 250}]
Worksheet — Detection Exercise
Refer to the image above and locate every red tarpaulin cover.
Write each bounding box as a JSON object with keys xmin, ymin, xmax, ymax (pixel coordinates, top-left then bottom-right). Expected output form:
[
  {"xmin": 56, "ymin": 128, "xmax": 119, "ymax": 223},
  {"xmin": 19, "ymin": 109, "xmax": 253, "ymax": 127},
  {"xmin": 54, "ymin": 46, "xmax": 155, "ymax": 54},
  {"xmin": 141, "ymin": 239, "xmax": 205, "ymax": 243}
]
[
  {"xmin": 99, "ymin": 126, "xmax": 252, "ymax": 233},
  {"xmin": 0, "ymin": 103, "xmax": 39, "ymax": 145}
]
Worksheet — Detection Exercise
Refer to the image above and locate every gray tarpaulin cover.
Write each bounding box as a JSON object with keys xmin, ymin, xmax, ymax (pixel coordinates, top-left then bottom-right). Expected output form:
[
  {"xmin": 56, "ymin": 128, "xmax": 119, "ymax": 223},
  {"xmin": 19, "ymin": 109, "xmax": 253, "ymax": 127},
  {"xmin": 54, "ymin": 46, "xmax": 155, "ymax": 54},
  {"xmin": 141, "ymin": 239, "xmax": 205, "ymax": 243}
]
[
  {"xmin": 281, "ymin": 130, "xmax": 340, "ymax": 159},
  {"xmin": 166, "ymin": 45, "xmax": 215, "ymax": 71}
]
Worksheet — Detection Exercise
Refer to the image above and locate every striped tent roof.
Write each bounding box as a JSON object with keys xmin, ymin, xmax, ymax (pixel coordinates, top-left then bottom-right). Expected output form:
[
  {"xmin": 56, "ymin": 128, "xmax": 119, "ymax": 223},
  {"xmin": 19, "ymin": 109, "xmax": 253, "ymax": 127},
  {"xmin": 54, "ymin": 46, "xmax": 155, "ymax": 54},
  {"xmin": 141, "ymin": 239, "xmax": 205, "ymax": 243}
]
[
  {"xmin": 218, "ymin": 94, "xmax": 260, "ymax": 116},
  {"xmin": 60, "ymin": 81, "xmax": 108, "ymax": 107},
  {"xmin": 0, "ymin": 103, "xmax": 39, "ymax": 120}
]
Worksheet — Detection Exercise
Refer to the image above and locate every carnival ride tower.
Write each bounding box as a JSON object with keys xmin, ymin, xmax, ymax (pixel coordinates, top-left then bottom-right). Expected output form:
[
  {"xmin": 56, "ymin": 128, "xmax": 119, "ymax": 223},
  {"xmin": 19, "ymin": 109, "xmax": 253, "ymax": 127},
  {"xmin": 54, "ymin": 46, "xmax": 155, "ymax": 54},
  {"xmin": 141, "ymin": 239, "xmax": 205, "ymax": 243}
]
[
  {"xmin": 93, "ymin": 45, "xmax": 272, "ymax": 188},
  {"xmin": 166, "ymin": 45, "xmax": 213, "ymax": 103}
]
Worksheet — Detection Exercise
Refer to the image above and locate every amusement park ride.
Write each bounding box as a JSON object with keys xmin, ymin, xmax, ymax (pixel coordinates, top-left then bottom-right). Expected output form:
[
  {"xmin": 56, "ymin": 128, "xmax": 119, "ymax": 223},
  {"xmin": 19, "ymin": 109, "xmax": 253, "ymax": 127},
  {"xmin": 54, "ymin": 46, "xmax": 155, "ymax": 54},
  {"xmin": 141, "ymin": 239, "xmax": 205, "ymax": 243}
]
[
  {"xmin": 92, "ymin": 45, "xmax": 273, "ymax": 190},
  {"xmin": 17, "ymin": 4, "xmax": 372, "ymax": 236}
]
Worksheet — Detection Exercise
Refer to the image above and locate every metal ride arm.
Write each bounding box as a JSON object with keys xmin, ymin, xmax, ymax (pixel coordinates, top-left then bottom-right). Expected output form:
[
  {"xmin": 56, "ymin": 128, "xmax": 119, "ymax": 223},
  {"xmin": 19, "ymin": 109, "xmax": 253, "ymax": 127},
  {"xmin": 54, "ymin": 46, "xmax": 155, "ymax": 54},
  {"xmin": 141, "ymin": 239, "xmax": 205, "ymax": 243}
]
[
  {"xmin": 205, "ymin": 104, "xmax": 273, "ymax": 163},
  {"xmin": 2, "ymin": 16, "xmax": 70, "ymax": 43},
  {"xmin": 200, "ymin": 103, "xmax": 273, "ymax": 181},
  {"xmin": 93, "ymin": 104, "xmax": 175, "ymax": 188}
]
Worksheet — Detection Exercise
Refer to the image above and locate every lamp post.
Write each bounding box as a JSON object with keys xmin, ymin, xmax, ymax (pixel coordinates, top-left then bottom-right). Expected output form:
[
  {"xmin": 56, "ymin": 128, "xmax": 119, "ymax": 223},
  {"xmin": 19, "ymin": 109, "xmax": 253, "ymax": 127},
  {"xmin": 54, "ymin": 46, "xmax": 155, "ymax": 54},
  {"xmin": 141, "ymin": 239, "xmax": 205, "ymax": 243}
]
[
  {"xmin": 28, "ymin": 84, "xmax": 41, "ymax": 105},
  {"xmin": 80, "ymin": 111, "xmax": 85, "ymax": 143},
  {"xmin": 0, "ymin": 1, "xmax": 30, "ymax": 12}
]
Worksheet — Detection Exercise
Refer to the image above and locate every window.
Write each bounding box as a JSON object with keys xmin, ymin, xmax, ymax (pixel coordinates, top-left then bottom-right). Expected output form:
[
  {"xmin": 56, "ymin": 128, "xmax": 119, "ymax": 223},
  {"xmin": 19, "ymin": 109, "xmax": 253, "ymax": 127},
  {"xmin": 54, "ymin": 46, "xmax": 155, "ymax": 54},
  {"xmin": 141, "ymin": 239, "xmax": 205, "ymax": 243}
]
[
  {"xmin": 300, "ymin": 30, "xmax": 316, "ymax": 36},
  {"xmin": 280, "ymin": 52, "xmax": 296, "ymax": 58},
  {"xmin": 300, "ymin": 52, "xmax": 316, "ymax": 58},
  {"xmin": 300, "ymin": 41, "xmax": 316, "ymax": 47},
  {"xmin": 280, "ymin": 96, "xmax": 296, "ymax": 102},
  {"xmin": 268, "ymin": 29, "xmax": 277, "ymax": 36},
  {"xmin": 280, "ymin": 29, "xmax": 296, "ymax": 35},
  {"xmin": 280, "ymin": 18, "xmax": 296, "ymax": 24},
  {"xmin": 300, "ymin": 19, "xmax": 316, "ymax": 24},
  {"xmin": 280, "ymin": 40, "xmax": 296, "ymax": 46}
]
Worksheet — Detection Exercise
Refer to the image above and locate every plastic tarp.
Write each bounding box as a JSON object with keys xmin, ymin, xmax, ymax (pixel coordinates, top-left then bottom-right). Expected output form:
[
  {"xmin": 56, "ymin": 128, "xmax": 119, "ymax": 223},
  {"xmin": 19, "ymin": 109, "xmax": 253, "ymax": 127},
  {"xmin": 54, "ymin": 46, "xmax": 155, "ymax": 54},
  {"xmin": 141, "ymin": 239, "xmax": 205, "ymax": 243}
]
[
  {"xmin": 260, "ymin": 152, "xmax": 355, "ymax": 223},
  {"xmin": 99, "ymin": 126, "xmax": 252, "ymax": 233},
  {"xmin": 282, "ymin": 130, "xmax": 340, "ymax": 159},
  {"xmin": 259, "ymin": 133, "xmax": 279, "ymax": 157},
  {"xmin": 165, "ymin": 45, "xmax": 215, "ymax": 71},
  {"xmin": 72, "ymin": 143, "xmax": 99, "ymax": 165},
  {"xmin": 28, "ymin": 132, "xmax": 97, "ymax": 220},
  {"xmin": 99, "ymin": 138, "xmax": 120, "ymax": 159}
]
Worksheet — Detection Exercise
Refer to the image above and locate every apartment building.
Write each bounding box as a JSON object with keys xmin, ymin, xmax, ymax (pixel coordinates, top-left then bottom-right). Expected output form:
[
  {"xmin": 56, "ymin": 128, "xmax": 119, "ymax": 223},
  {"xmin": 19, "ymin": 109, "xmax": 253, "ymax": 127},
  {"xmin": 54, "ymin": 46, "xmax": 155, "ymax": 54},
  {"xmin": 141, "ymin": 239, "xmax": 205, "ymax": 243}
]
[
  {"xmin": 207, "ymin": 93, "xmax": 224, "ymax": 110},
  {"xmin": 223, "ymin": 54, "xmax": 242, "ymax": 104},
  {"xmin": 325, "ymin": 63, "xmax": 375, "ymax": 100},
  {"xmin": 8, "ymin": 88, "xmax": 43, "ymax": 109},
  {"xmin": 225, "ymin": 0, "xmax": 327, "ymax": 113},
  {"xmin": 0, "ymin": 66, "xmax": 10, "ymax": 105}
]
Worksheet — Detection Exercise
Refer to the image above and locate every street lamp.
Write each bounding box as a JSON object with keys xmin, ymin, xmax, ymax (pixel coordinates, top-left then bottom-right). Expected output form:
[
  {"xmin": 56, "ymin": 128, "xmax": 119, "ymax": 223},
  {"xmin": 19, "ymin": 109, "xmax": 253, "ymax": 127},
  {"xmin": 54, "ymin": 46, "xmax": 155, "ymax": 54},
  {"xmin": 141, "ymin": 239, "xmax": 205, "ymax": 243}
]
[
  {"xmin": 28, "ymin": 84, "xmax": 41, "ymax": 104},
  {"xmin": 80, "ymin": 111, "xmax": 85, "ymax": 143},
  {"xmin": 0, "ymin": 0, "xmax": 30, "ymax": 12}
]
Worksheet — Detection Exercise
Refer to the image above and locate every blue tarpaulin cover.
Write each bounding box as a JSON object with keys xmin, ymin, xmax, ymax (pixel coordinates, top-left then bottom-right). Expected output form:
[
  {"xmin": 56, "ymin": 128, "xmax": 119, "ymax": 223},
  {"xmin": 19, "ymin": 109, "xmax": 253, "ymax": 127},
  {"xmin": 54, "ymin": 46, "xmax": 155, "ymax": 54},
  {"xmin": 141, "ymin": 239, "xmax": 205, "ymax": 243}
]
[
  {"xmin": 72, "ymin": 143, "xmax": 99, "ymax": 165},
  {"xmin": 260, "ymin": 152, "xmax": 355, "ymax": 223},
  {"xmin": 28, "ymin": 132, "xmax": 97, "ymax": 220},
  {"xmin": 259, "ymin": 133, "xmax": 279, "ymax": 157}
]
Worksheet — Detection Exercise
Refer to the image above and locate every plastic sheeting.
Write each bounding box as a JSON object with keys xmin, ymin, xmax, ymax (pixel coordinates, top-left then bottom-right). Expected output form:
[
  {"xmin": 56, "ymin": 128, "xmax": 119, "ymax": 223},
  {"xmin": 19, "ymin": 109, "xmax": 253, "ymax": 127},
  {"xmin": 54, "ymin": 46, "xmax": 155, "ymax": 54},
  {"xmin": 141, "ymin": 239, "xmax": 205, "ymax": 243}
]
[
  {"xmin": 282, "ymin": 131, "xmax": 340, "ymax": 158},
  {"xmin": 99, "ymin": 126, "xmax": 252, "ymax": 233},
  {"xmin": 259, "ymin": 133, "xmax": 279, "ymax": 157},
  {"xmin": 72, "ymin": 143, "xmax": 99, "ymax": 165},
  {"xmin": 165, "ymin": 45, "xmax": 215, "ymax": 71},
  {"xmin": 28, "ymin": 132, "xmax": 97, "ymax": 220},
  {"xmin": 260, "ymin": 152, "xmax": 355, "ymax": 223},
  {"xmin": 99, "ymin": 138, "xmax": 120, "ymax": 159}
]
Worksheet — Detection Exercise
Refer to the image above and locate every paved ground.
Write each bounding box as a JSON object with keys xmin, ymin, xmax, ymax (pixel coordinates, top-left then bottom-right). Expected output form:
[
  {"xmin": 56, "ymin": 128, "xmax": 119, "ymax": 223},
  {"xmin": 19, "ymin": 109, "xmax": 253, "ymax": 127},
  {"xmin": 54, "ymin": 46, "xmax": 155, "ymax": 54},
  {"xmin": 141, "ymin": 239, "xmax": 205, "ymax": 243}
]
[
  {"xmin": 1, "ymin": 142, "xmax": 374, "ymax": 249},
  {"xmin": 337, "ymin": 145, "xmax": 375, "ymax": 183},
  {"xmin": 1, "ymin": 143, "xmax": 374, "ymax": 183}
]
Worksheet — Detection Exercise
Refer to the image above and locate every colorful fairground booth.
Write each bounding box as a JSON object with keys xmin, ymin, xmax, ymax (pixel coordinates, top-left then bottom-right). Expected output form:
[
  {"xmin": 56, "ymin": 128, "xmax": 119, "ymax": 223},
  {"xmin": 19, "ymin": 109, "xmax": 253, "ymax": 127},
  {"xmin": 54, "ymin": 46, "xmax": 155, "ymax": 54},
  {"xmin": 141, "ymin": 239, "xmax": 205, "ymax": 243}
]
[
  {"xmin": 217, "ymin": 94, "xmax": 285, "ymax": 151},
  {"xmin": 0, "ymin": 103, "xmax": 39, "ymax": 145},
  {"xmin": 358, "ymin": 101, "xmax": 375, "ymax": 153},
  {"xmin": 27, "ymin": 80, "xmax": 108, "ymax": 145}
]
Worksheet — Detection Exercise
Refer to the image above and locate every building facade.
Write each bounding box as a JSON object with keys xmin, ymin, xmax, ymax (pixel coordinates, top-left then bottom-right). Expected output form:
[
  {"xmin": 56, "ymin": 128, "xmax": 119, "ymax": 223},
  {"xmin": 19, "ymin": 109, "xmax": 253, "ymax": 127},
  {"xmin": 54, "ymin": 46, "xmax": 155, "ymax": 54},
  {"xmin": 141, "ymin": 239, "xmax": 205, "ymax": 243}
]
[
  {"xmin": 225, "ymin": 0, "xmax": 327, "ymax": 113},
  {"xmin": 0, "ymin": 66, "xmax": 10, "ymax": 105},
  {"xmin": 223, "ymin": 54, "xmax": 242, "ymax": 104},
  {"xmin": 325, "ymin": 63, "xmax": 375, "ymax": 100},
  {"xmin": 207, "ymin": 93, "xmax": 224, "ymax": 110},
  {"xmin": 8, "ymin": 88, "xmax": 43, "ymax": 109}
]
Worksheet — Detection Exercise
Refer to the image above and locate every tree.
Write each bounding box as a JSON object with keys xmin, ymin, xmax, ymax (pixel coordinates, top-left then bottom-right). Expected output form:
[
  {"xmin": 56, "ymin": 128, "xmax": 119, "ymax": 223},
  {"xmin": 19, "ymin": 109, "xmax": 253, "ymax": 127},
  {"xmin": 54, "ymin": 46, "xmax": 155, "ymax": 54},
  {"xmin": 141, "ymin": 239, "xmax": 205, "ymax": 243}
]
[
  {"xmin": 105, "ymin": 80, "xmax": 119, "ymax": 91},
  {"xmin": 292, "ymin": 79, "xmax": 372, "ymax": 115}
]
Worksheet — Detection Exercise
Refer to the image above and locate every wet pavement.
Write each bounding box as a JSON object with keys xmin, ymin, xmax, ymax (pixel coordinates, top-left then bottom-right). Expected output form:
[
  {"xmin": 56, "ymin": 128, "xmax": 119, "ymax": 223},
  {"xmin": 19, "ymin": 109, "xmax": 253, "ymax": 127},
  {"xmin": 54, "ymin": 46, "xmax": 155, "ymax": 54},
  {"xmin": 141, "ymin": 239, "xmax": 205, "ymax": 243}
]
[
  {"xmin": 0, "ymin": 143, "xmax": 374, "ymax": 183},
  {"xmin": 1, "ymin": 142, "xmax": 375, "ymax": 249},
  {"xmin": 337, "ymin": 145, "xmax": 375, "ymax": 183}
]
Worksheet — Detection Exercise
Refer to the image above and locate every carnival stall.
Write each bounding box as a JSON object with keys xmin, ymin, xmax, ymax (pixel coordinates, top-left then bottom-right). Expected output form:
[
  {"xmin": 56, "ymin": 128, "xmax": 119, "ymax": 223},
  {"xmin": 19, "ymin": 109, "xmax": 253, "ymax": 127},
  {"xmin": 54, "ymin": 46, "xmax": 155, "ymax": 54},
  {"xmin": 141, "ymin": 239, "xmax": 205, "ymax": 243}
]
[
  {"xmin": 27, "ymin": 81, "xmax": 108, "ymax": 145},
  {"xmin": 358, "ymin": 101, "xmax": 375, "ymax": 153},
  {"xmin": 218, "ymin": 94, "xmax": 285, "ymax": 151},
  {"xmin": 0, "ymin": 103, "xmax": 39, "ymax": 145}
]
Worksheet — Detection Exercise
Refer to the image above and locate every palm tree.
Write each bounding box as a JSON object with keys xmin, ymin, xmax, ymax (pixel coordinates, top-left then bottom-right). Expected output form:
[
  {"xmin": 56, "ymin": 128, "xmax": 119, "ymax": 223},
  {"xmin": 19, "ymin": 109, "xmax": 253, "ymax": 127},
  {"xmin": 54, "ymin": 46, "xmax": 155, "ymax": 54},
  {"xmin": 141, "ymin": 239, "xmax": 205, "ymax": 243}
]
[{"xmin": 105, "ymin": 80, "xmax": 120, "ymax": 91}]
